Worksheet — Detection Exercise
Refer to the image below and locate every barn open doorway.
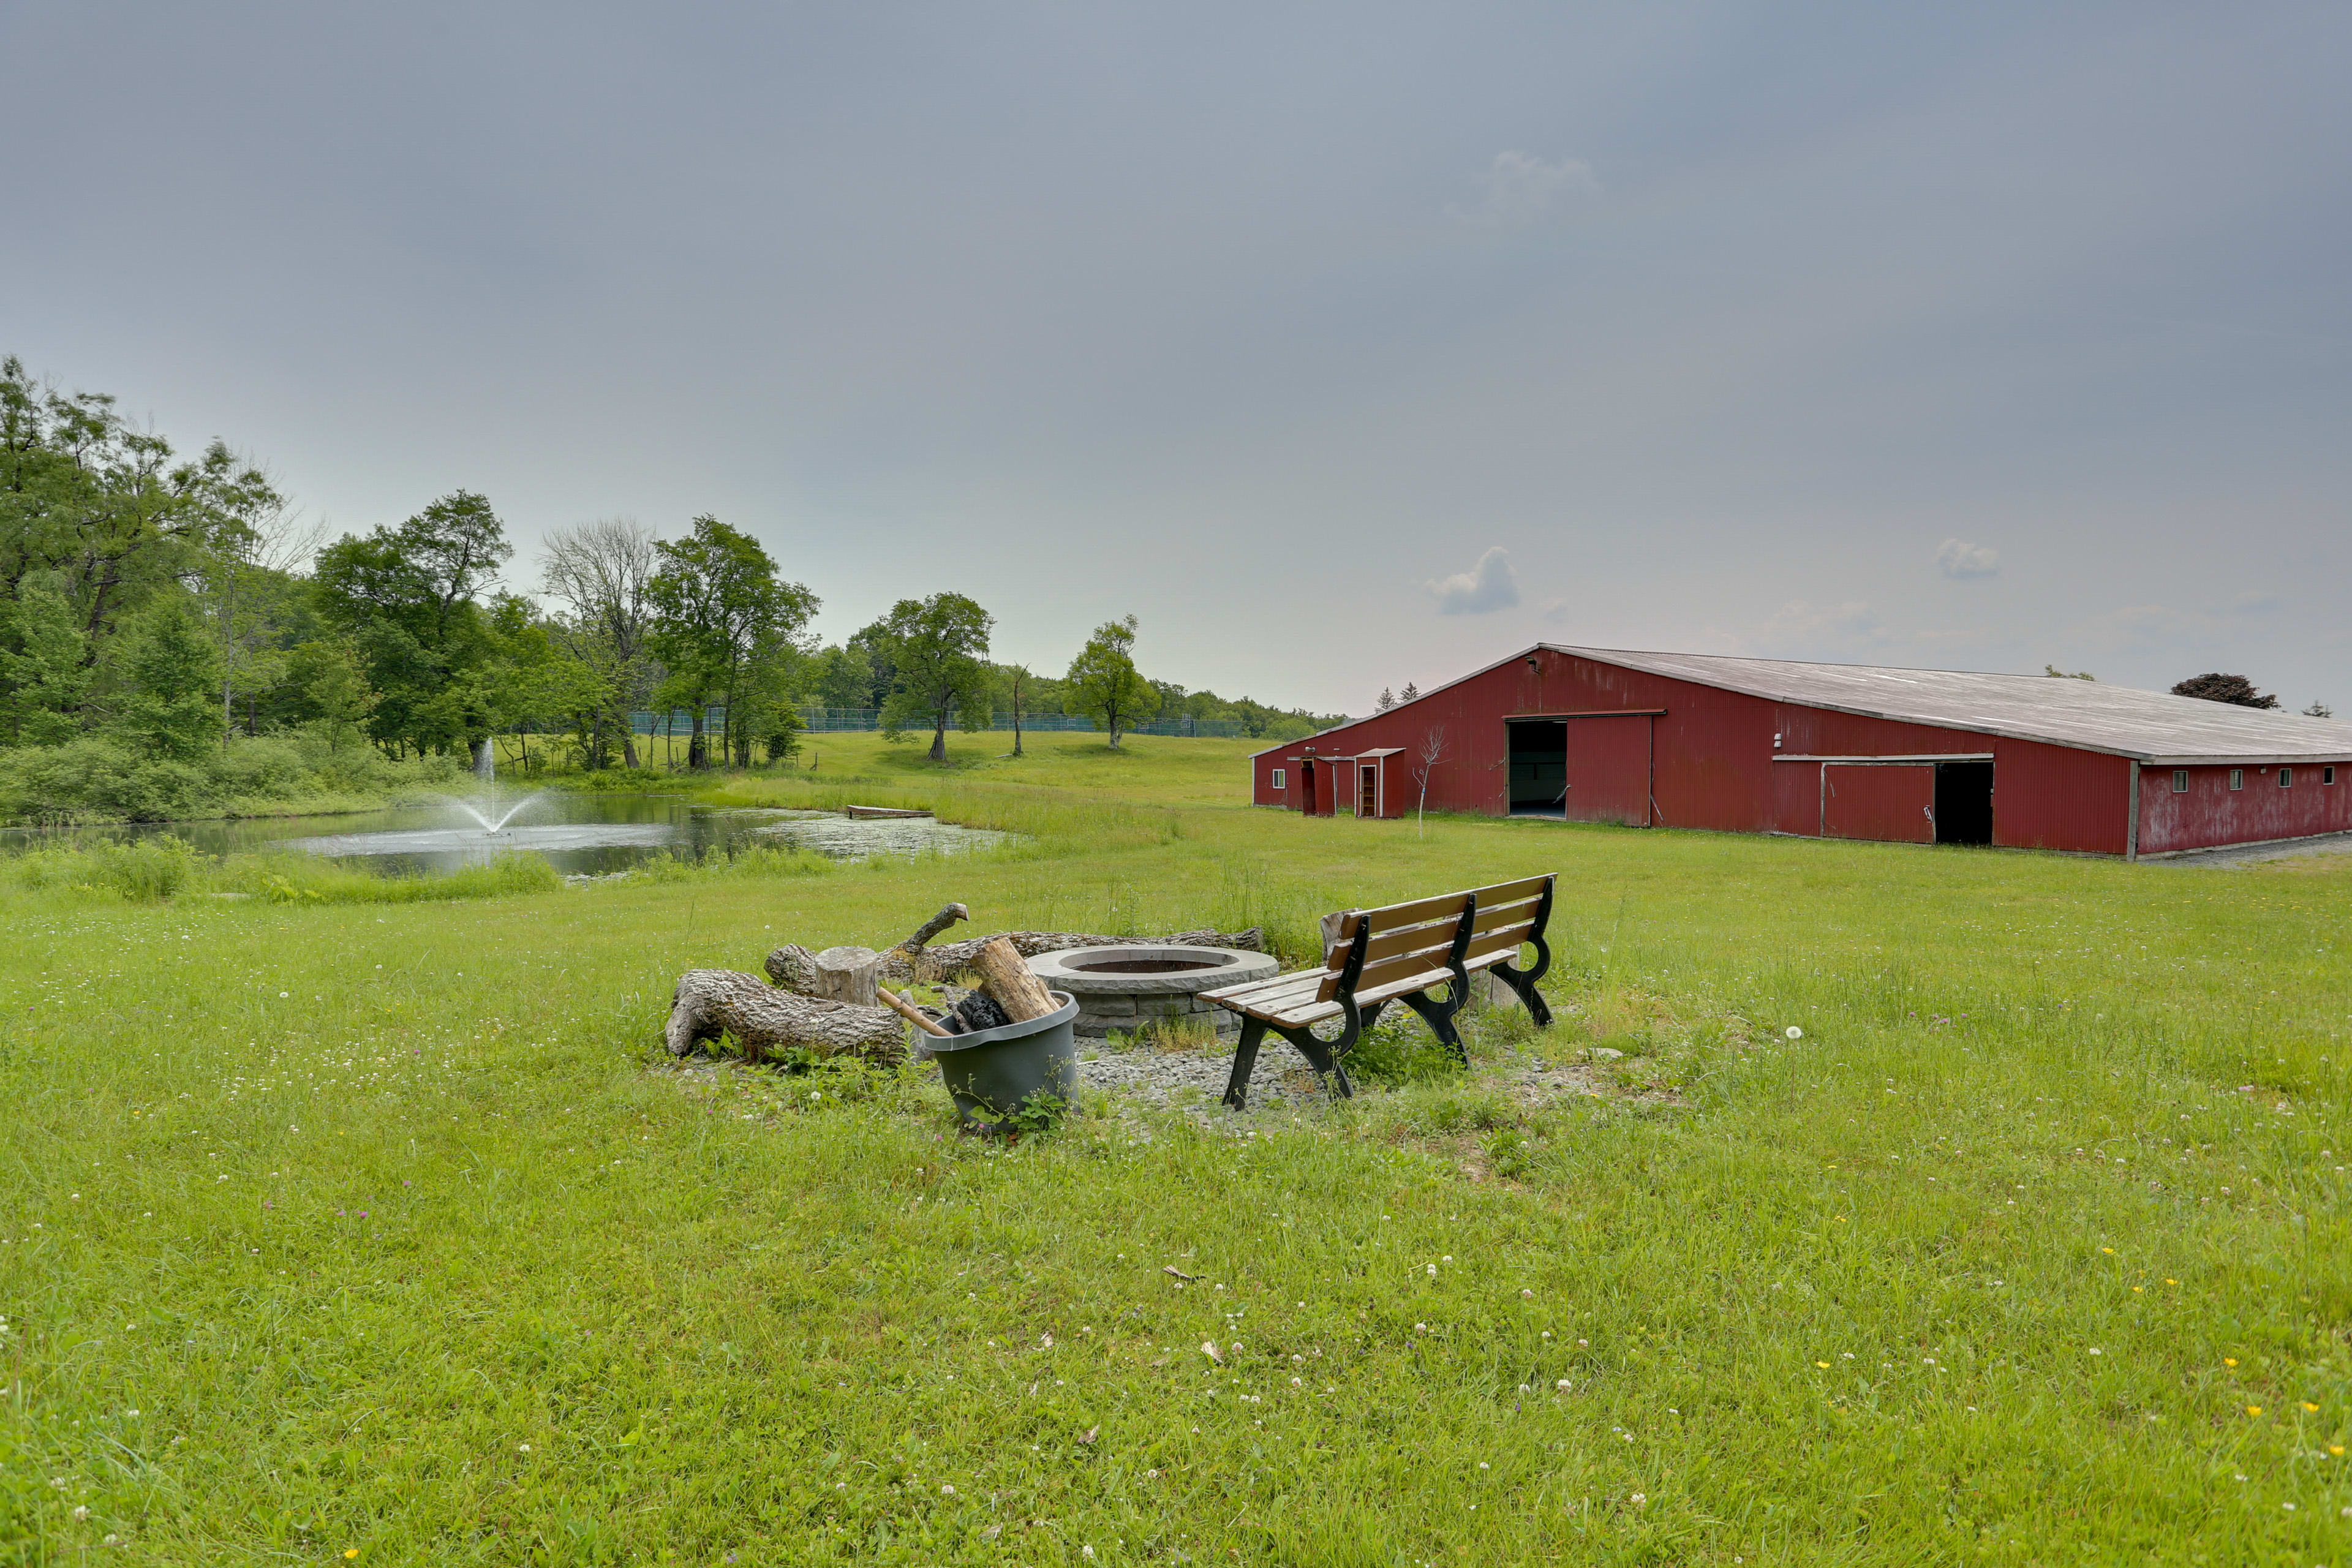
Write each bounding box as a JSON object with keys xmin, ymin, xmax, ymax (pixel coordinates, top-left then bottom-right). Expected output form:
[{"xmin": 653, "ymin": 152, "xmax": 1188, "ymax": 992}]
[
  {"xmin": 1507, "ymin": 719, "xmax": 1566, "ymax": 816},
  {"xmin": 1934, "ymin": 761, "xmax": 1993, "ymax": 845}
]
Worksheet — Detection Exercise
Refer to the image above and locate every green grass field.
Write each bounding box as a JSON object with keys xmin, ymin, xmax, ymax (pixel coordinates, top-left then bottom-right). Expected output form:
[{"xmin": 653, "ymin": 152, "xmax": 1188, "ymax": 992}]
[{"xmin": 4, "ymin": 731, "xmax": 2349, "ymax": 1564}]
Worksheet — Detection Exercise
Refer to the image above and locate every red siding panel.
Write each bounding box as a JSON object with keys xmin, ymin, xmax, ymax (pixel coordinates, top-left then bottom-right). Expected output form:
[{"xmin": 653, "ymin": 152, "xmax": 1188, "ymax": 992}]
[
  {"xmin": 1562, "ymin": 715, "xmax": 1653, "ymax": 825},
  {"xmin": 2138, "ymin": 762, "xmax": 2352, "ymax": 854},
  {"xmin": 1991, "ymin": 741, "xmax": 2130, "ymax": 855},
  {"xmin": 1823, "ymin": 764, "xmax": 1936, "ymax": 843}
]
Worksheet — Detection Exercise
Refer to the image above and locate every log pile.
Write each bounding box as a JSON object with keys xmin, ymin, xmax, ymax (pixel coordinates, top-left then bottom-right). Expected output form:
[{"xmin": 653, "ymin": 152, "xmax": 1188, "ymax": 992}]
[{"xmin": 666, "ymin": 902, "xmax": 1262, "ymax": 1067}]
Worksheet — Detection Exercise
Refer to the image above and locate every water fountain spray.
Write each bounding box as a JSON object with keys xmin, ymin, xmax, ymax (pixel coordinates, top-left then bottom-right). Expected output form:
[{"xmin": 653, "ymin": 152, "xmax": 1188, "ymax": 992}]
[{"xmin": 445, "ymin": 738, "xmax": 547, "ymax": 833}]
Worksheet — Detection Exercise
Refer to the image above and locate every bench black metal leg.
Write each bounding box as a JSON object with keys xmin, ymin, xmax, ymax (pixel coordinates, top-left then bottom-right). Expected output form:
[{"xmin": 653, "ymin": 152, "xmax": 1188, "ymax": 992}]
[
  {"xmin": 1493, "ymin": 961, "xmax": 1553, "ymax": 1027},
  {"xmin": 1398, "ymin": 989, "xmax": 1469, "ymax": 1065},
  {"xmin": 1222, "ymin": 1017, "xmax": 1267, "ymax": 1111}
]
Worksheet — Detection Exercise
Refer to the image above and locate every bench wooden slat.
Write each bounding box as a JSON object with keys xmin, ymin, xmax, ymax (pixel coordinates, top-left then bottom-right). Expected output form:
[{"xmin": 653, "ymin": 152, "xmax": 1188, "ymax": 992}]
[
  {"xmin": 1351, "ymin": 875, "xmax": 1551, "ymax": 930},
  {"xmin": 1346, "ymin": 889, "xmax": 1472, "ymax": 935},
  {"xmin": 1457, "ymin": 921, "xmax": 1537, "ymax": 967},
  {"xmin": 1347, "ymin": 896, "xmax": 1546, "ymax": 968},
  {"xmin": 1260, "ymin": 967, "xmax": 1456, "ymax": 1028},
  {"xmin": 1202, "ymin": 974, "xmax": 1324, "ymax": 1011}
]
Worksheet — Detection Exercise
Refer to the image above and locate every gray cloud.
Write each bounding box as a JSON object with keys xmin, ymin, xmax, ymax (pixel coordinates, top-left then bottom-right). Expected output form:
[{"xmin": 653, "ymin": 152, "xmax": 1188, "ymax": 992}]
[
  {"xmin": 1429, "ymin": 548, "xmax": 1520, "ymax": 615},
  {"xmin": 1935, "ymin": 539, "xmax": 2001, "ymax": 579}
]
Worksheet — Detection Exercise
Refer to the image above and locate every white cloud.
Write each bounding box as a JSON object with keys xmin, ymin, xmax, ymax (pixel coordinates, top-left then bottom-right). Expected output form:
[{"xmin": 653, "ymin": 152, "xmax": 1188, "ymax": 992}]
[
  {"xmin": 1540, "ymin": 597, "xmax": 1572, "ymax": 625},
  {"xmin": 1428, "ymin": 546, "xmax": 1521, "ymax": 615},
  {"xmin": 1934, "ymin": 538, "xmax": 2000, "ymax": 579},
  {"xmin": 1458, "ymin": 151, "xmax": 1599, "ymax": 227}
]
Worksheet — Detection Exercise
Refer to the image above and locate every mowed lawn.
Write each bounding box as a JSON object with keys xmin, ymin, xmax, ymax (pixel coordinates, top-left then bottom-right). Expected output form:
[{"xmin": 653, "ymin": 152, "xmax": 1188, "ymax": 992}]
[{"xmin": 3, "ymin": 733, "xmax": 2350, "ymax": 1564}]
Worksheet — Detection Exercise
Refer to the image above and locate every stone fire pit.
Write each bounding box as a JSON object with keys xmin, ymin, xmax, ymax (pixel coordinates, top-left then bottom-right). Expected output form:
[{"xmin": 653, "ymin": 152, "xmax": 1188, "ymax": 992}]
[{"xmin": 1023, "ymin": 945, "xmax": 1280, "ymax": 1039}]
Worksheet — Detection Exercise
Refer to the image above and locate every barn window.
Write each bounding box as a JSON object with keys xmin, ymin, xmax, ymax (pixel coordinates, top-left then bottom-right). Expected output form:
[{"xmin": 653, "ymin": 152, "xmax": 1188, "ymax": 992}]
[
  {"xmin": 2171, "ymin": 769, "xmax": 2188, "ymax": 793},
  {"xmin": 2279, "ymin": 767, "xmax": 2293, "ymax": 788},
  {"xmin": 1270, "ymin": 768, "xmax": 1286, "ymax": 791},
  {"xmin": 2230, "ymin": 768, "xmax": 2244, "ymax": 791},
  {"xmin": 2329, "ymin": 766, "xmax": 2339, "ymax": 785}
]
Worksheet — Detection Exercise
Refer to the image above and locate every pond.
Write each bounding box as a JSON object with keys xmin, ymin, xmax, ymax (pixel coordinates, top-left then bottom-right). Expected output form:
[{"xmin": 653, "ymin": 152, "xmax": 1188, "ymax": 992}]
[{"xmin": 0, "ymin": 793, "xmax": 1010, "ymax": 878}]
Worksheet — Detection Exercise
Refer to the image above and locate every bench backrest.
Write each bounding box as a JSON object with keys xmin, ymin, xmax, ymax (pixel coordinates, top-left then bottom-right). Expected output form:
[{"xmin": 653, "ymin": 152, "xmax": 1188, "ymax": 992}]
[{"xmin": 1316, "ymin": 873, "xmax": 1555, "ymax": 1005}]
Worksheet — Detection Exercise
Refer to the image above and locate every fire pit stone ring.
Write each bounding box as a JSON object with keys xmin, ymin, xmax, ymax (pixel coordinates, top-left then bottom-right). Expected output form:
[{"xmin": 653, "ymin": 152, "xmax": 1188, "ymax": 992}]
[{"xmin": 1023, "ymin": 946, "xmax": 1280, "ymax": 1039}]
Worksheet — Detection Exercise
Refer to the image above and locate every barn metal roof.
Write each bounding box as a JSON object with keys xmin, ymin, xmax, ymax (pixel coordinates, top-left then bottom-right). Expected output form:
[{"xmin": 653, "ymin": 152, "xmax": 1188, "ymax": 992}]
[
  {"xmin": 1253, "ymin": 645, "xmax": 2352, "ymax": 765},
  {"xmin": 1542, "ymin": 646, "xmax": 2352, "ymax": 766}
]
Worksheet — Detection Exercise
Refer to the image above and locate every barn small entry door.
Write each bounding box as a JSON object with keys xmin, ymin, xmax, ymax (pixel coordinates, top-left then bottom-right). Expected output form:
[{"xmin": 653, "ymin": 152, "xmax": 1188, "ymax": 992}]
[
  {"xmin": 1507, "ymin": 715, "xmax": 1652, "ymax": 826},
  {"xmin": 1819, "ymin": 760, "xmax": 1994, "ymax": 845}
]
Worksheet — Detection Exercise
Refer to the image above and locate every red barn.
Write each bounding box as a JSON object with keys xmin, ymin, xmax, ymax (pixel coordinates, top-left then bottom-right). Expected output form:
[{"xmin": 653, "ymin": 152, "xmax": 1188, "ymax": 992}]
[{"xmin": 1251, "ymin": 645, "xmax": 2352, "ymax": 859}]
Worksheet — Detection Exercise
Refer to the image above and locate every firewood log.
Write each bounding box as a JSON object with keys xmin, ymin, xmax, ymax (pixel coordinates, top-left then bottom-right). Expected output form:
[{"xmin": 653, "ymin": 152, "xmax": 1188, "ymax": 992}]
[
  {"xmin": 666, "ymin": 969, "xmax": 906, "ymax": 1065},
  {"xmin": 810, "ymin": 945, "xmax": 883, "ymax": 1007},
  {"xmin": 968, "ymin": 937, "xmax": 1059, "ymax": 1023}
]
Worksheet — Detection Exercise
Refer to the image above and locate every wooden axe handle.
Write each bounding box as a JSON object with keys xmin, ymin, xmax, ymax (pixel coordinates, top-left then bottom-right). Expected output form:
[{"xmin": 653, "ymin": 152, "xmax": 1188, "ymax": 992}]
[{"xmin": 874, "ymin": 985, "xmax": 953, "ymax": 1038}]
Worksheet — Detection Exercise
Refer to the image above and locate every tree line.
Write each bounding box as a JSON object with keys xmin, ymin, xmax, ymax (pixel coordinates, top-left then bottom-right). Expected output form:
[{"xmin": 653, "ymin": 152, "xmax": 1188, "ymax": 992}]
[{"xmin": 0, "ymin": 357, "xmax": 1341, "ymax": 777}]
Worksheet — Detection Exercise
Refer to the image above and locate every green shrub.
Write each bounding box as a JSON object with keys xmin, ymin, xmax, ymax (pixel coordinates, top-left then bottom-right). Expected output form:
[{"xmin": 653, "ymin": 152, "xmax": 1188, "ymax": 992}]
[{"xmin": 1, "ymin": 837, "xmax": 205, "ymax": 900}]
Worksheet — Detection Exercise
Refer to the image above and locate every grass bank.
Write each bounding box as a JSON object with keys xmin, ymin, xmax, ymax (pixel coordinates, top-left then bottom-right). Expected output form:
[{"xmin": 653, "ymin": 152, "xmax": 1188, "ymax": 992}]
[{"xmin": 1, "ymin": 748, "xmax": 2348, "ymax": 1562}]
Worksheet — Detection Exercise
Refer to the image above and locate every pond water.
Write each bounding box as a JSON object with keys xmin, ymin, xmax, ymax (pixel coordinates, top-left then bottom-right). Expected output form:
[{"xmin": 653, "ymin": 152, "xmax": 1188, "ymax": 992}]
[{"xmin": 1, "ymin": 793, "xmax": 1009, "ymax": 878}]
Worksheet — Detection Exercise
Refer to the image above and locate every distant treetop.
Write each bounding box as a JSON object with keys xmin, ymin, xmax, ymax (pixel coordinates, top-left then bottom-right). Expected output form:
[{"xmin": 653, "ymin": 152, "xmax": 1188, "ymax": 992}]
[{"xmin": 2170, "ymin": 673, "xmax": 2278, "ymax": 709}]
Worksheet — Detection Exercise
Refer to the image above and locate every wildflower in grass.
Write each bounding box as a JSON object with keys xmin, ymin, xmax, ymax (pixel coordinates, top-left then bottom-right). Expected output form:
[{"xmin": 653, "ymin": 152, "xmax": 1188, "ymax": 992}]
[
  {"xmin": 2087, "ymin": 1348, "xmax": 2101, "ymax": 1356},
  {"xmin": 1816, "ymin": 1362, "xmax": 1830, "ymax": 1369},
  {"xmin": 1786, "ymin": 1027, "xmax": 1802, "ymax": 1040},
  {"xmin": 1427, "ymin": 1265, "xmax": 1437, "ymax": 1278},
  {"xmin": 2331, "ymin": 1446, "xmax": 2344, "ymax": 1457},
  {"xmin": 1630, "ymin": 1493, "xmax": 1647, "ymax": 1507},
  {"xmin": 72, "ymin": 1507, "xmax": 88, "ymax": 1521},
  {"xmin": 2225, "ymin": 1357, "xmax": 2239, "ymax": 1367},
  {"xmin": 2249, "ymin": 1406, "xmax": 2263, "ymax": 1417}
]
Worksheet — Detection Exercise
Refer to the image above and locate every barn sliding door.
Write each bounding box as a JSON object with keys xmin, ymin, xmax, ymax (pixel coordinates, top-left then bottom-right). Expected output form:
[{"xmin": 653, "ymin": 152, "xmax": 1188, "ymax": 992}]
[
  {"xmin": 1822, "ymin": 763, "xmax": 1936, "ymax": 843},
  {"xmin": 1561, "ymin": 715, "xmax": 1653, "ymax": 826}
]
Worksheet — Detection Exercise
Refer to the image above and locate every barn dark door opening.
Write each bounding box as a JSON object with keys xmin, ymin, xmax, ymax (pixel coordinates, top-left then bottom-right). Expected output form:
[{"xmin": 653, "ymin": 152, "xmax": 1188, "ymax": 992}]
[
  {"xmin": 1359, "ymin": 764, "xmax": 1378, "ymax": 818},
  {"xmin": 1299, "ymin": 761, "xmax": 1318, "ymax": 816},
  {"xmin": 1507, "ymin": 720, "xmax": 1566, "ymax": 816},
  {"xmin": 1934, "ymin": 761, "xmax": 1993, "ymax": 845}
]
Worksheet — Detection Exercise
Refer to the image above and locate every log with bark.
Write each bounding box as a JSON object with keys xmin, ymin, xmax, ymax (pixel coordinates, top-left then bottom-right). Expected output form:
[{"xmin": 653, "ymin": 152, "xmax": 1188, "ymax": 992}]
[
  {"xmin": 666, "ymin": 969, "xmax": 907, "ymax": 1065},
  {"xmin": 968, "ymin": 935, "xmax": 1060, "ymax": 1022}
]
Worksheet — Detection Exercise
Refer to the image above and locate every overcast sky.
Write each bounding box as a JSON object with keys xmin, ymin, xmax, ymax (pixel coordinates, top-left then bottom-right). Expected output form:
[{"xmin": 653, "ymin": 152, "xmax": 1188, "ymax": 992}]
[{"xmin": 5, "ymin": 2, "xmax": 2348, "ymax": 714}]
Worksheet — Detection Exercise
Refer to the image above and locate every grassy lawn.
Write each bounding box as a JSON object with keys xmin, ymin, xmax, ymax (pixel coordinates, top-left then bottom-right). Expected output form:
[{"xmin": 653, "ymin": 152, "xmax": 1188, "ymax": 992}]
[{"xmin": 4, "ymin": 732, "xmax": 2349, "ymax": 1563}]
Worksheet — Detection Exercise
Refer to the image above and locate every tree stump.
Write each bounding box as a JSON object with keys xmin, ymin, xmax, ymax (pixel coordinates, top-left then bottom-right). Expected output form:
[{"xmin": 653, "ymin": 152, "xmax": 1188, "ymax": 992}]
[
  {"xmin": 666, "ymin": 969, "xmax": 906, "ymax": 1065},
  {"xmin": 811, "ymin": 945, "xmax": 883, "ymax": 1007},
  {"xmin": 969, "ymin": 936, "xmax": 1060, "ymax": 1022}
]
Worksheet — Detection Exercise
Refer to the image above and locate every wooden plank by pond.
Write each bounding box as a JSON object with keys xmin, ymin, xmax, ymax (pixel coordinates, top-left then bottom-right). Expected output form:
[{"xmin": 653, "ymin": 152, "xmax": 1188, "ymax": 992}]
[{"xmin": 844, "ymin": 805, "xmax": 934, "ymax": 820}]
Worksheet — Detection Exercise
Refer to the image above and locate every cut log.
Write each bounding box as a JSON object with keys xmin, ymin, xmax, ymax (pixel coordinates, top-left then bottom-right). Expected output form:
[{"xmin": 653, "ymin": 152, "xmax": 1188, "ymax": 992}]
[
  {"xmin": 764, "ymin": 944, "xmax": 821, "ymax": 992},
  {"xmin": 811, "ymin": 945, "xmax": 883, "ymax": 1008},
  {"xmin": 969, "ymin": 936, "xmax": 1059, "ymax": 1023},
  {"xmin": 896, "ymin": 925, "xmax": 1265, "ymax": 981},
  {"xmin": 666, "ymin": 969, "xmax": 907, "ymax": 1065}
]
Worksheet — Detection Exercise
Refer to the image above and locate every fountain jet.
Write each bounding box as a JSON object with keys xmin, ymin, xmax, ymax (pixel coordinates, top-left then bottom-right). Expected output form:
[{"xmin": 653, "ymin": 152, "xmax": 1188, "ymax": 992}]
[{"xmin": 445, "ymin": 739, "xmax": 546, "ymax": 833}]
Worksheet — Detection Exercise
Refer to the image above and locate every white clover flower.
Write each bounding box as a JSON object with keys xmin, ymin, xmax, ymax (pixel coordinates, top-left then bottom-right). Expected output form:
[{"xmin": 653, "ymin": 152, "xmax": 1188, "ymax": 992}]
[{"xmin": 1786, "ymin": 1027, "xmax": 1803, "ymax": 1041}]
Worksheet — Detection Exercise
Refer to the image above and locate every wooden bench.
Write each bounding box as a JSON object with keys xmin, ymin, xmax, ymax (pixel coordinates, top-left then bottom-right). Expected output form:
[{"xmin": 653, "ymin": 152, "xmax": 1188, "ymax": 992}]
[{"xmin": 1202, "ymin": 874, "xmax": 1556, "ymax": 1110}]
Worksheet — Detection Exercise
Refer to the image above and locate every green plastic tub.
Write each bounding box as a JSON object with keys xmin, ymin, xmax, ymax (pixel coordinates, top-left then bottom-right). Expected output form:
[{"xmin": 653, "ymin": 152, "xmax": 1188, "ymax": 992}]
[{"xmin": 930, "ymin": 991, "xmax": 1080, "ymax": 1134}]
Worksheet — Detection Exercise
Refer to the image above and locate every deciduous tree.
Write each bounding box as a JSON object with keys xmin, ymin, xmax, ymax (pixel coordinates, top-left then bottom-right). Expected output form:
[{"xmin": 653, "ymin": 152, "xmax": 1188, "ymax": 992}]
[
  {"xmin": 1066, "ymin": 614, "xmax": 1160, "ymax": 748},
  {"xmin": 874, "ymin": 592, "xmax": 993, "ymax": 763}
]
